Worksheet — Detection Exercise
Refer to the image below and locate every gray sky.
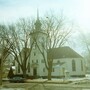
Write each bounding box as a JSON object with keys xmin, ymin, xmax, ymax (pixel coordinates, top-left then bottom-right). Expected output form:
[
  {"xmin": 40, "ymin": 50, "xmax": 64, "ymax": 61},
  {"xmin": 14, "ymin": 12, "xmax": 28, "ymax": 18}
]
[
  {"xmin": 0, "ymin": 0, "xmax": 90, "ymax": 32},
  {"xmin": 0, "ymin": 0, "xmax": 90, "ymax": 54}
]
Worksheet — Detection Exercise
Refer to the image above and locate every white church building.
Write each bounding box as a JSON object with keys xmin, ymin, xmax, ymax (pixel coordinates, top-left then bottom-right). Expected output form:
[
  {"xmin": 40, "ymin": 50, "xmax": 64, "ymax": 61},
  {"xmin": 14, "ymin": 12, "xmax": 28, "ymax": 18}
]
[
  {"xmin": 47, "ymin": 47, "xmax": 86, "ymax": 78},
  {"xmin": 14, "ymin": 14, "xmax": 86, "ymax": 78}
]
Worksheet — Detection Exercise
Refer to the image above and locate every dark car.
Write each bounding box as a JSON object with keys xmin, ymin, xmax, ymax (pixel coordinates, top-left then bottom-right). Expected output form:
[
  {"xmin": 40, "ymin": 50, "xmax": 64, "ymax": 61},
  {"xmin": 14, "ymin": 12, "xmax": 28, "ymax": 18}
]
[{"xmin": 9, "ymin": 76, "xmax": 25, "ymax": 83}]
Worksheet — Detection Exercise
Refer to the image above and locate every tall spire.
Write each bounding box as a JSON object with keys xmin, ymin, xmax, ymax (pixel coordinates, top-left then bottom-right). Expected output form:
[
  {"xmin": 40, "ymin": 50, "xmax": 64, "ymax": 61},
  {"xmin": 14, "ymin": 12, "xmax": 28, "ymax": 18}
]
[
  {"xmin": 34, "ymin": 9, "xmax": 41, "ymax": 31},
  {"xmin": 37, "ymin": 8, "xmax": 39, "ymax": 20}
]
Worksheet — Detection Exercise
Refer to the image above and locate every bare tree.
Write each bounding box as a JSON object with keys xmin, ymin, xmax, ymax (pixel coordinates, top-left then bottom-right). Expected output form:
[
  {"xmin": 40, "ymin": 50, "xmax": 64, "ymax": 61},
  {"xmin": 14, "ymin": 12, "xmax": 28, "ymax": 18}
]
[
  {"xmin": 78, "ymin": 31, "xmax": 90, "ymax": 72},
  {"xmin": 9, "ymin": 18, "xmax": 34, "ymax": 78},
  {"xmin": 0, "ymin": 24, "xmax": 12, "ymax": 85},
  {"xmin": 35, "ymin": 14, "xmax": 72, "ymax": 80}
]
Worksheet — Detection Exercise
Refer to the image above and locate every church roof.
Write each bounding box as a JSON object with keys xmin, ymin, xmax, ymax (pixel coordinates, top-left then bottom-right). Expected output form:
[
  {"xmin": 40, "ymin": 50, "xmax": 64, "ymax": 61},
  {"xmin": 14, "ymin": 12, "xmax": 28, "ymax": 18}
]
[
  {"xmin": 34, "ymin": 9, "xmax": 42, "ymax": 31},
  {"xmin": 47, "ymin": 46, "xmax": 83, "ymax": 59}
]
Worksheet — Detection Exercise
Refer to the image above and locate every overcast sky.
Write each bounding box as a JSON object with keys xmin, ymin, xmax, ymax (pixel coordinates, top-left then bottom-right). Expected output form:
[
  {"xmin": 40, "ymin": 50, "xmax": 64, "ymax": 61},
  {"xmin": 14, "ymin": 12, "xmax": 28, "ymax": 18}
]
[
  {"xmin": 0, "ymin": 0, "xmax": 90, "ymax": 32},
  {"xmin": 1, "ymin": 0, "xmax": 90, "ymax": 54}
]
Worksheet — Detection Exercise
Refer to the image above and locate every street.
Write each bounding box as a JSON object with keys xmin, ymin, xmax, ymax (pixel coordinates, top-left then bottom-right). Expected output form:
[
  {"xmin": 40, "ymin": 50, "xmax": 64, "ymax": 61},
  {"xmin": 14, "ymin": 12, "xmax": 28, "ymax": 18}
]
[{"xmin": 1, "ymin": 75, "xmax": 90, "ymax": 90}]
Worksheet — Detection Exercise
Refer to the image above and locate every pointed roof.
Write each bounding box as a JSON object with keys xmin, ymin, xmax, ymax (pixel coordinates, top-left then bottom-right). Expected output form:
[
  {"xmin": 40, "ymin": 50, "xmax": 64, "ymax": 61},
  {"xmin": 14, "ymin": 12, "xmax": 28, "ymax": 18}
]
[
  {"xmin": 37, "ymin": 9, "xmax": 39, "ymax": 21},
  {"xmin": 48, "ymin": 46, "xmax": 83, "ymax": 59},
  {"xmin": 34, "ymin": 9, "xmax": 42, "ymax": 31},
  {"xmin": 30, "ymin": 9, "xmax": 47, "ymax": 36}
]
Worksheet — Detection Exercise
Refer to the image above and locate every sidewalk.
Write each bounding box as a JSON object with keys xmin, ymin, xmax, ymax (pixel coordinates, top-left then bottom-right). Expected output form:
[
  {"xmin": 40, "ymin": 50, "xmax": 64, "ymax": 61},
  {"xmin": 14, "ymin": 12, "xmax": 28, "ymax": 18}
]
[
  {"xmin": 25, "ymin": 75, "xmax": 90, "ymax": 84},
  {"xmin": 25, "ymin": 78, "xmax": 72, "ymax": 84}
]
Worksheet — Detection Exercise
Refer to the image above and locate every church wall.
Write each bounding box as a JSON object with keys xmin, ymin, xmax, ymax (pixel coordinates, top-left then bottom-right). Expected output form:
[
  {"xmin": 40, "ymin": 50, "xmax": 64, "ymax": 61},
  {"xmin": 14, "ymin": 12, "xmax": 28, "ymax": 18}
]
[{"xmin": 51, "ymin": 58, "xmax": 86, "ymax": 77}]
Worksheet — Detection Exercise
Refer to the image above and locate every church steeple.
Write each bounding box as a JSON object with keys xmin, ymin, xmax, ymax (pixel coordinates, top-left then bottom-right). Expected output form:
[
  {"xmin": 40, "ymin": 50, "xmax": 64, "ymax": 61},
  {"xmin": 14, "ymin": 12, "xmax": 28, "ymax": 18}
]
[
  {"xmin": 37, "ymin": 9, "xmax": 39, "ymax": 21},
  {"xmin": 34, "ymin": 9, "xmax": 42, "ymax": 31}
]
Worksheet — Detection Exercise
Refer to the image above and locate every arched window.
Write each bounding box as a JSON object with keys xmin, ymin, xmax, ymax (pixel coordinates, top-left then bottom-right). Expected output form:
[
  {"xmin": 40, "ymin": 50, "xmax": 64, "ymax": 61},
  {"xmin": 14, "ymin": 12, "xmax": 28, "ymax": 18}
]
[
  {"xmin": 81, "ymin": 60, "xmax": 83, "ymax": 71},
  {"xmin": 18, "ymin": 64, "xmax": 20, "ymax": 73},
  {"xmin": 72, "ymin": 59, "xmax": 76, "ymax": 71},
  {"xmin": 28, "ymin": 62, "xmax": 30, "ymax": 72}
]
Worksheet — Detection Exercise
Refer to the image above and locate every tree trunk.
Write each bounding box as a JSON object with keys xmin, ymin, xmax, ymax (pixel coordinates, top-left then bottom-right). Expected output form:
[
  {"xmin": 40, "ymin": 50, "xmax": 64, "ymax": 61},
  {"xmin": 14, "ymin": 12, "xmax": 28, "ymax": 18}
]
[
  {"xmin": 22, "ymin": 69, "xmax": 27, "ymax": 78},
  {"xmin": 47, "ymin": 60, "xmax": 53, "ymax": 80},
  {"xmin": 47, "ymin": 68, "xmax": 52, "ymax": 80},
  {"xmin": 0, "ymin": 65, "xmax": 2, "ymax": 85}
]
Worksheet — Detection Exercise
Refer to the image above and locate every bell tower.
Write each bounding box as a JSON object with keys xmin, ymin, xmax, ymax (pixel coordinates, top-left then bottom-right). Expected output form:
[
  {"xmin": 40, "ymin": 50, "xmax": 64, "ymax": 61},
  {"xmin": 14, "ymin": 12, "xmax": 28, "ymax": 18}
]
[
  {"xmin": 30, "ymin": 10, "xmax": 47, "ymax": 77},
  {"xmin": 30, "ymin": 10, "xmax": 47, "ymax": 48}
]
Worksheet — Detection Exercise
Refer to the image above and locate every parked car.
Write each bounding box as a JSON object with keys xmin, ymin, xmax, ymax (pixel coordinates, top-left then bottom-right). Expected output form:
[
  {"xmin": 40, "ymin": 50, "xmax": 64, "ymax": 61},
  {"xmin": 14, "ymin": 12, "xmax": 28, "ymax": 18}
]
[{"xmin": 9, "ymin": 76, "xmax": 25, "ymax": 83}]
